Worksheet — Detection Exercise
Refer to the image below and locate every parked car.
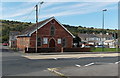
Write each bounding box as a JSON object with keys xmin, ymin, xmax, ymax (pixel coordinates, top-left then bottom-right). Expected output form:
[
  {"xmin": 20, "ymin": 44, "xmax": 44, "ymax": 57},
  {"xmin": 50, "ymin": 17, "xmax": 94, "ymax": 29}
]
[
  {"xmin": 2, "ymin": 43, "xmax": 8, "ymax": 46},
  {"xmin": 84, "ymin": 45, "xmax": 91, "ymax": 48},
  {"xmin": 95, "ymin": 45, "xmax": 105, "ymax": 48}
]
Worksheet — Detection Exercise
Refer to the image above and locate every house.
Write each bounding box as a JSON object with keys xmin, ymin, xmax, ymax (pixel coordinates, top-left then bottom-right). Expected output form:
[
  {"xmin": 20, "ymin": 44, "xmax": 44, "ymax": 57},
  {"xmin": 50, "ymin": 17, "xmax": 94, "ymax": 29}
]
[
  {"xmin": 17, "ymin": 17, "xmax": 74, "ymax": 51},
  {"xmin": 104, "ymin": 40, "xmax": 116, "ymax": 48},
  {"xmin": 9, "ymin": 31, "xmax": 20, "ymax": 48},
  {"xmin": 78, "ymin": 33, "xmax": 114, "ymax": 46}
]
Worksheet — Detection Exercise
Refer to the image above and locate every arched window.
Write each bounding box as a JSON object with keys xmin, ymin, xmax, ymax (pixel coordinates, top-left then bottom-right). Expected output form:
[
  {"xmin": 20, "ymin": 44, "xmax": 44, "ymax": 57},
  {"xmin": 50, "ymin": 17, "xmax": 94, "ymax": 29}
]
[
  {"xmin": 37, "ymin": 37, "xmax": 41, "ymax": 46},
  {"xmin": 50, "ymin": 26, "xmax": 55, "ymax": 36},
  {"xmin": 62, "ymin": 38, "xmax": 66, "ymax": 47}
]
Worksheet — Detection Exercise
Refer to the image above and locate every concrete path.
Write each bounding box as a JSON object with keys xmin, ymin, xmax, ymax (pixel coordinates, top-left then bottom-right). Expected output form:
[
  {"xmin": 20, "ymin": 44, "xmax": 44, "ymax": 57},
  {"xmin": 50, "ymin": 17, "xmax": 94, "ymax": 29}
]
[{"xmin": 22, "ymin": 53, "xmax": 120, "ymax": 59}]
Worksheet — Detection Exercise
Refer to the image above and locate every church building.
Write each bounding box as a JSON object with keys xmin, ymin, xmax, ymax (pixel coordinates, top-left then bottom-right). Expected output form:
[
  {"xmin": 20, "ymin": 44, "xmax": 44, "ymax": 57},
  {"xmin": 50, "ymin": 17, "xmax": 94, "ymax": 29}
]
[{"xmin": 17, "ymin": 17, "xmax": 74, "ymax": 51}]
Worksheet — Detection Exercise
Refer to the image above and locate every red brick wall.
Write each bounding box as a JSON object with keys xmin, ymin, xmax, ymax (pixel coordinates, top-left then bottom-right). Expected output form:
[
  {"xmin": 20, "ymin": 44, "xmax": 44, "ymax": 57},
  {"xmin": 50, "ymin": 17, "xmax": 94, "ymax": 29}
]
[
  {"xmin": 30, "ymin": 19, "xmax": 73, "ymax": 48},
  {"xmin": 17, "ymin": 37, "xmax": 30, "ymax": 50},
  {"xmin": 17, "ymin": 19, "xmax": 73, "ymax": 50}
]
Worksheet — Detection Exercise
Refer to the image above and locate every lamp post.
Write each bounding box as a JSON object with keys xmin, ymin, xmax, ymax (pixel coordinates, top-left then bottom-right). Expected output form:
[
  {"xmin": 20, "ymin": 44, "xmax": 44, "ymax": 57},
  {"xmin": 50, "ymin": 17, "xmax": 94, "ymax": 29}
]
[
  {"xmin": 35, "ymin": 2, "xmax": 44, "ymax": 53},
  {"xmin": 102, "ymin": 9, "xmax": 107, "ymax": 52}
]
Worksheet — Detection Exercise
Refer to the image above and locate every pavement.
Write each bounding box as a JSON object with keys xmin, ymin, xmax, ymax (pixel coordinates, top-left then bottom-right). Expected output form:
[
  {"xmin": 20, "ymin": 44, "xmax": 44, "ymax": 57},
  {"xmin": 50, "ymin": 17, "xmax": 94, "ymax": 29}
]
[{"xmin": 22, "ymin": 52, "xmax": 120, "ymax": 60}]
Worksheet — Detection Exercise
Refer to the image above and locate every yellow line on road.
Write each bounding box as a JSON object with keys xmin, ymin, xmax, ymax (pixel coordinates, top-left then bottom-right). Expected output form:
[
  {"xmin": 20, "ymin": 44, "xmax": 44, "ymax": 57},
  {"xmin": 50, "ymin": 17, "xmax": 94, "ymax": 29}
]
[{"xmin": 47, "ymin": 68, "xmax": 69, "ymax": 78}]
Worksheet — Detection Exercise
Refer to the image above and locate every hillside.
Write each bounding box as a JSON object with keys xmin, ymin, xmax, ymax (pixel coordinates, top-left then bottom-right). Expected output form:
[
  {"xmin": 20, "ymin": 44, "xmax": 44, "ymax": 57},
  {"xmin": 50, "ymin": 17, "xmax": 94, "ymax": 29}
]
[
  {"xmin": 63, "ymin": 24, "xmax": 117, "ymax": 36},
  {"xmin": 1, "ymin": 20, "xmax": 117, "ymax": 43},
  {"xmin": 1, "ymin": 20, "xmax": 33, "ymax": 42}
]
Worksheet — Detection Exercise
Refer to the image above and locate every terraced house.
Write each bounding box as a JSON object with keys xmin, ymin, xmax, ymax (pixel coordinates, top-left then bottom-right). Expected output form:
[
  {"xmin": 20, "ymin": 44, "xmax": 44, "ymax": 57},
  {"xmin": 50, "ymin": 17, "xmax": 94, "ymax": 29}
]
[{"xmin": 17, "ymin": 17, "xmax": 74, "ymax": 51}]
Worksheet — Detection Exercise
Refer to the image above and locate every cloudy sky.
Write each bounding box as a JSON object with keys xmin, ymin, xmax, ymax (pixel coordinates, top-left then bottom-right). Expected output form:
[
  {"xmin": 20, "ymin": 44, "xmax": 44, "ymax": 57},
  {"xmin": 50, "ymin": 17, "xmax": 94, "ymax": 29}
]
[{"xmin": 1, "ymin": 0, "xmax": 119, "ymax": 29}]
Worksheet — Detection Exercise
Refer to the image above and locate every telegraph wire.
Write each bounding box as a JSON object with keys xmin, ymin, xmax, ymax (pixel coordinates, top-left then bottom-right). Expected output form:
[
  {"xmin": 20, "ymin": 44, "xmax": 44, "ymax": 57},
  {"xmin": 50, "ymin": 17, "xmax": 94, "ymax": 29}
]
[
  {"xmin": 22, "ymin": 7, "xmax": 35, "ymax": 23},
  {"xmin": 21, "ymin": 1, "xmax": 44, "ymax": 23}
]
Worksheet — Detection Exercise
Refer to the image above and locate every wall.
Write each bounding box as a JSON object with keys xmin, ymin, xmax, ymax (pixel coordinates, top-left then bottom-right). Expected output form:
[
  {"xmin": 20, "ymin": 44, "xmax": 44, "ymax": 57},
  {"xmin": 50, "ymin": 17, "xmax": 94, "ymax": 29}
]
[
  {"xmin": 30, "ymin": 19, "xmax": 73, "ymax": 49},
  {"xmin": 17, "ymin": 37, "xmax": 30, "ymax": 50}
]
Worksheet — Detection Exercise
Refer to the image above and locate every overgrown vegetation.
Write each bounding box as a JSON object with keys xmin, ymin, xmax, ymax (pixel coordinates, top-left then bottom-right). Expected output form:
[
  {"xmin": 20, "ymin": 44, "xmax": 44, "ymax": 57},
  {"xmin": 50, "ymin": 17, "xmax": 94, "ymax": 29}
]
[{"xmin": 1, "ymin": 20, "xmax": 117, "ymax": 43}]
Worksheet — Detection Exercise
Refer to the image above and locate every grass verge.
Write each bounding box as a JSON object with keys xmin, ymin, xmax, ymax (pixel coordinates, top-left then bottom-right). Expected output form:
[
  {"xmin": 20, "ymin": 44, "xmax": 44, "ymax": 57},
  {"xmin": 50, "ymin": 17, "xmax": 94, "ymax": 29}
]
[{"xmin": 91, "ymin": 48, "xmax": 119, "ymax": 52}]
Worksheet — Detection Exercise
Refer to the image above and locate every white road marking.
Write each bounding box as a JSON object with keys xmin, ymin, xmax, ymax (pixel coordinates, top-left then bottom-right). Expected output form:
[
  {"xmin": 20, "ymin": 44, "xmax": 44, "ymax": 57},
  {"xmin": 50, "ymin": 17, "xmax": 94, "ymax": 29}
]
[
  {"xmin": 54, "ymin": 58, "xmax": 58, "ymax": 60},
  {"xmin": 75, "ymin": 64, "xmax": 81, "ymax": 67},
  {"xmin": 115, "ymin": 61, "xmax": 120, "ymax": 64},
  {"xmin": 94, "ymin": 62, "xmax": 114, "ymax": 65},
  {"xmin": 84, "ymin": 63, "xmax": 94, "ymax": 67}
]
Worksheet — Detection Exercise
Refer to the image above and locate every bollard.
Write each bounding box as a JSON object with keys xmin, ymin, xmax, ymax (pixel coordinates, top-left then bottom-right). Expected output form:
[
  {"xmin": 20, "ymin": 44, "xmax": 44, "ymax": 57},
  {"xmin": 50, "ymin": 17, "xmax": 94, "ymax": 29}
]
[
  {"xmin": 26, "ymin": 46, "xmax": 29, "ymax": 52},
  {"xmin": 61, "ymin": 47, "xmax": 63, "ymax": 53}
]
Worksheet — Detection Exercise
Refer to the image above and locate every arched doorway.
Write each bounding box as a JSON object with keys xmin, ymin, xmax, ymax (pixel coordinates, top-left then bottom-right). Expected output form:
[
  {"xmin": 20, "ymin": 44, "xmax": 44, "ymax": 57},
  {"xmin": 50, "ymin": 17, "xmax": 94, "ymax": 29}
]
[{"xmin": 49, "ymin": 39, "xmax": 55, "ymax": 48}]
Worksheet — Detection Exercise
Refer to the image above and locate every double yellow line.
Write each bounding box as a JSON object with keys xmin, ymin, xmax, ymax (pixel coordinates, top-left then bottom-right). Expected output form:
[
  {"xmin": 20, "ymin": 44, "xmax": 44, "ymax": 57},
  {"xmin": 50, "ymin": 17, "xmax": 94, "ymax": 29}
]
[{"xmin": 47, "ymin": 68, "xmax": 69, "ymax": 78}]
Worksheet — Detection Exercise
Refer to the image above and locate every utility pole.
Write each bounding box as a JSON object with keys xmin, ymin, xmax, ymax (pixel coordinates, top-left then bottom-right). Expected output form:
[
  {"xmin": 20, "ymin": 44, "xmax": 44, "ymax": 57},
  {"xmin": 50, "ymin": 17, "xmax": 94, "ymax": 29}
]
[
  {"xmin": 35, "ymin": 4, "xmax": 38, "ymax": 53},
  {"xmin": 35, "ymin": 2, "xmax": 44, "ymax": 53}
]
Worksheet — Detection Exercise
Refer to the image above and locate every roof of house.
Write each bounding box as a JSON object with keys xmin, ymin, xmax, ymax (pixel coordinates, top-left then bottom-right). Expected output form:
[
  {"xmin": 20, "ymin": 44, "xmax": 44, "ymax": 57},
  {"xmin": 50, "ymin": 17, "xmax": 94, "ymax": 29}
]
[
  {"xmin": 18, "ymin": 17, "xmax": 74, "ymax": 38},
  {"xmin": 20, "ymin": 17, "xmax": 52, "ymax": 36},
  {"xmin": 96, "ymin": 34, "xmax": 112, "ymax": 38},
  {"xmin": 104, "ymin": 40, "xmax": 115, "ymax": 43},
  {"xmin": 78, "ymin": 33, "xmax": 113, "ymax": 39},
  {"xmin": 78, "ymin": 33, "xmax": 99, "ymax": 39},
  {"xmin": 9, "ymin": 31, "xmax": 20, "ymax": 36}
]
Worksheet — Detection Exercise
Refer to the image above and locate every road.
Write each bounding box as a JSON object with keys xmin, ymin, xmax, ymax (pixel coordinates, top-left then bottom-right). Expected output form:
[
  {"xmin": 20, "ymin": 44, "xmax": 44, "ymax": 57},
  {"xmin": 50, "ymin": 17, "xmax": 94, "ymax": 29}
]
[{"xmin": 1, "ymin": 45, "xmax": 119, "ymax": 77}]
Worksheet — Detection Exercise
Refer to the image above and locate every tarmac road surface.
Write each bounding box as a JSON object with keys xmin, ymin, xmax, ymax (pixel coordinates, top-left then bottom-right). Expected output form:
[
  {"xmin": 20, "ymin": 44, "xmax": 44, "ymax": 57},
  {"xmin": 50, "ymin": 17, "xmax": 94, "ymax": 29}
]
[{"xmin": 1, "ymin": 45, "xmax": 119, "ymax": 77}]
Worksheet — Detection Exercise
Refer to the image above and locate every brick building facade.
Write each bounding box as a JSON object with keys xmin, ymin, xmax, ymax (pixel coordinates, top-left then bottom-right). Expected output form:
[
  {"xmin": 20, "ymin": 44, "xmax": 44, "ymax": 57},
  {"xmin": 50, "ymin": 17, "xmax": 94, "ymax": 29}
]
[{"xmin": 17, "ymin": 17, "xmax": 74, "ymax": 51}]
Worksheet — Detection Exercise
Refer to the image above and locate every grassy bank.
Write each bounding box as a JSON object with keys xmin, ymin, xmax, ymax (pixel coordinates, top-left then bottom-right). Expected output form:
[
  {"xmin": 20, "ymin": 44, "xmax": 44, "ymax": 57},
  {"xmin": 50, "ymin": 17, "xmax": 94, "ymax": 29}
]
[{"xmin": 91, "ymin": 48, "xmax": 119, "ymax": 52}]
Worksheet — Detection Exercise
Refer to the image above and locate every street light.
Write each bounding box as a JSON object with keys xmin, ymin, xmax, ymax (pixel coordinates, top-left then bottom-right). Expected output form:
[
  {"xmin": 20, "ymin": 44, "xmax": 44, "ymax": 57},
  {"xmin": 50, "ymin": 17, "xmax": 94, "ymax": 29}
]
[
  {"xmin": 102, "ymin": 9, "xmax": 107, "ymax": 52},
  {"xmin": 35, "ymin": 1, "xmax": 44, "ymax": 53}
]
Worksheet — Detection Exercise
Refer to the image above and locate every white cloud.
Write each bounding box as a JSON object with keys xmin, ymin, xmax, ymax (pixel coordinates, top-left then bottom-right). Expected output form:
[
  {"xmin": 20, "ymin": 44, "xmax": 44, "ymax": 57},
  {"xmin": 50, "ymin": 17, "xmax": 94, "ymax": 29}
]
[
  {"xmin": 44, "ymin": 3, "xmax": 90, "ymax": 12},
  {"xmin": 1, "ymin": 2, "xmax": 117, "ymax": 21},
  {"xmin": 1, "ymin": 2, "xmax": 64, "ymax": 19},
  {"xmin": 39, "ymin": 2, "xmax": 117, "ymax": 19},
  {"xmin": 2, "ymin": 2, "xmax": 37, "ymax": 19},
  {"xmin": 1, "ymin": 0, "xmax": 119, "ymax": 2},
  {"xmin": 2, "ymin": 6, "xmax": 34, "ymax": 18}
]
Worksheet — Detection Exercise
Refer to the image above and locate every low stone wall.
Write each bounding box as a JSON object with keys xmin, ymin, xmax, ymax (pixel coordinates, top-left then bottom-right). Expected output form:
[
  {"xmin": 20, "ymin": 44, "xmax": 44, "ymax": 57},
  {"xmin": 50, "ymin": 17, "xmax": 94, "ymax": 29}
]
[
  {"xmin": 24, "ymin": 47, "xmax": 91, "ymax": 53},
  {"xmin": 63, "ymin": 48, "xmax": 91, "ymax": 52},
  {"xmin": 25, "ymin": 48, "xmax": 57, "ymax": 53}
]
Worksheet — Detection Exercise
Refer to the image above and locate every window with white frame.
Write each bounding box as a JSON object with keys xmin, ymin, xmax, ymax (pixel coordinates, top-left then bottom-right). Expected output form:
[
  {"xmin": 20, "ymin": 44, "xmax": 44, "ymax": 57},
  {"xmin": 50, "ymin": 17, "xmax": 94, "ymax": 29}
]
[
  {"xmin": 58, "ymin": 38, "xmax": 61, "ymax": 44},
  {"xmin": 43, "ymin": 38, "xmax": 48, "ymax": 44}
]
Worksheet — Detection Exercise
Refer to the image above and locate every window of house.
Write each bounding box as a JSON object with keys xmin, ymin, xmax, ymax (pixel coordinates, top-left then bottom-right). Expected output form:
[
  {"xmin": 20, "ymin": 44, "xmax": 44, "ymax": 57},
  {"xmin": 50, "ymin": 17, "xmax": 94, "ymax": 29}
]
[
  {"xmin": 58, "ymin": 38, "xmax": 61, "ymax": 44},
  {"xmin": 50, "ymin": 26, "xmax": 55, "ymax": 36},
  {"xmin": 43, "ymin": 38, "xmax": 48, "ymax": 44},
  {"xmin": 62, "ymin": 38, "xmax": 66, "ymax": 47},
  {"xmin": 37, "ymin": 37, "xmax": 41, "ymax": 46}
]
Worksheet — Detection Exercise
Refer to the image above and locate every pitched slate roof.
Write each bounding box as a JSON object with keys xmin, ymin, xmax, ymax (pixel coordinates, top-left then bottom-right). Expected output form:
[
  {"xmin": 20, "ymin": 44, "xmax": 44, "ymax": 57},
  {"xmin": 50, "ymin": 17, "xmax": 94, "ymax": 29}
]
[
  {"xmin": 18, "ymin": 17, "xmax": 74, "ymax": 38},
  {"xmin": 20, "ymin": 17, "xmax": 52, "ymax": 36}
]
